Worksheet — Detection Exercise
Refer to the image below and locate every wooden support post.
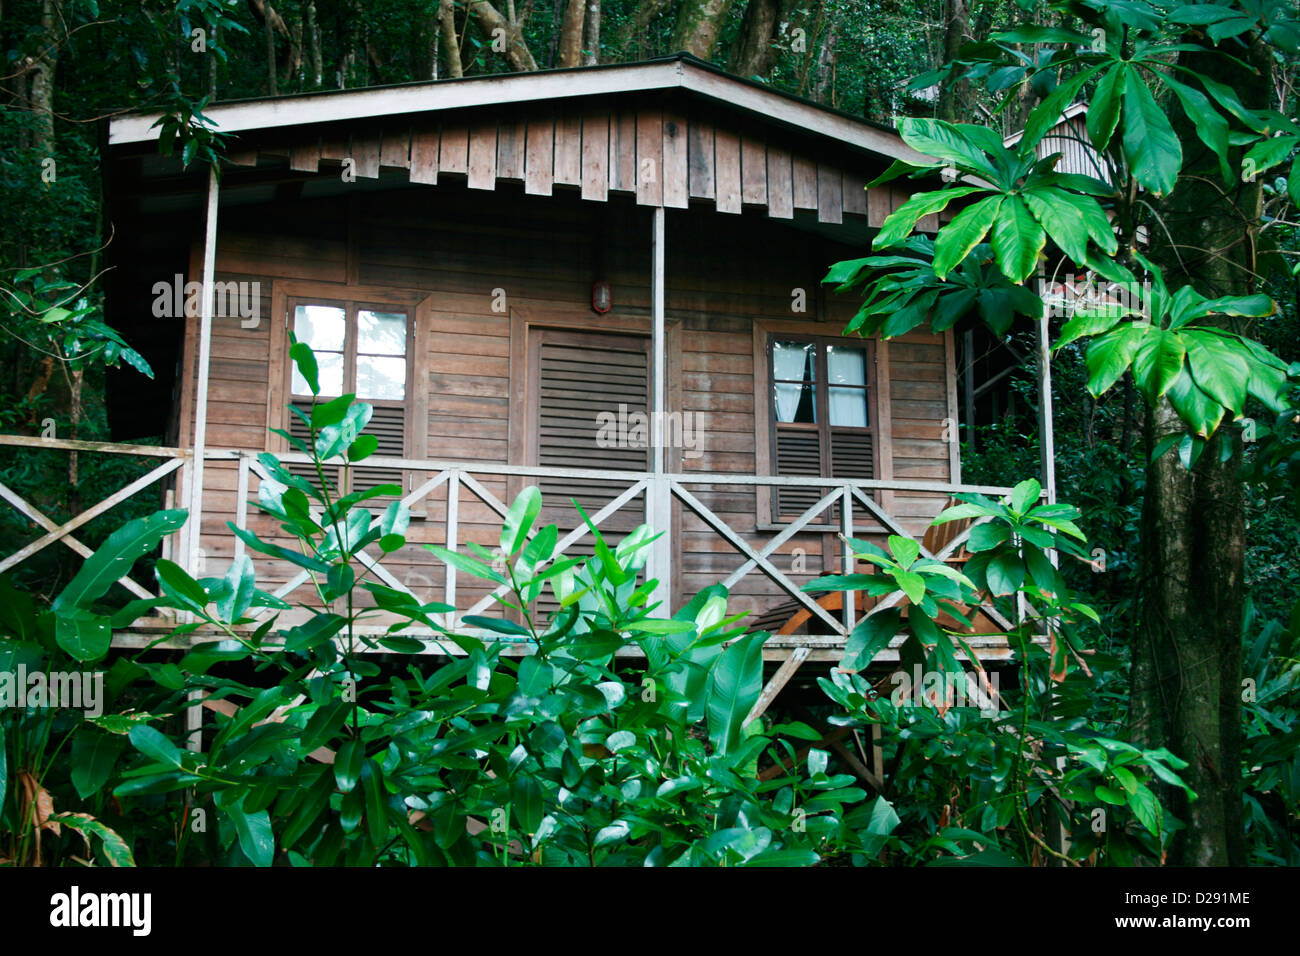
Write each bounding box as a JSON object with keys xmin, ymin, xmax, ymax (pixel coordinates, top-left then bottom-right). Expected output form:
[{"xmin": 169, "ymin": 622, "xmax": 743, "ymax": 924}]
[
  {"xmin": 1036, "ymin": 283, "xmax": 1058, "ymax": 508},
  {"xmin": 444, "ymin": 469, "xmax": 460, "ymax": 629},
  {"xmin": 962, "ymin": 328, "xmax": 976, "ymax": 451},
  {"xmin": 188, "ymin": 165, "xmax": 219, "ymax": 578},
  {"xmin": 841, "ymin": 486, "xmax": 855, "ymax": 632},
  {"xmin": 746, "ymin": 645, "xmax": 810, "ymax": 725},
  {"xmin": 648, "ymin": 205, "xmax": 672, "ymax": 612}
]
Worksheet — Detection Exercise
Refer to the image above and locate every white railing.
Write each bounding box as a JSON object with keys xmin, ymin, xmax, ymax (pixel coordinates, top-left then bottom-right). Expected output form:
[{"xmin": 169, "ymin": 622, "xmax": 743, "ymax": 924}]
[{"xmin": 0, "ymin": 435, "xmax": 1025, "ymax": 649}]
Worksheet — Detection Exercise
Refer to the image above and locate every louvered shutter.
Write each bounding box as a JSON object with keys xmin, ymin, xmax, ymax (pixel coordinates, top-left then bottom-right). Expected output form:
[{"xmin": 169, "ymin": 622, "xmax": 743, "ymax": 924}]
[
  {"xmin": 532, "ymin": 331, "xmax": 650, "ymax": 614},
  {"xmin": 774, "ymin": 429, "xmax": 823, "ymax": 517},
  {"xmin": 286, "ymin": 401, "xmax": 406, "ymax": 499}
]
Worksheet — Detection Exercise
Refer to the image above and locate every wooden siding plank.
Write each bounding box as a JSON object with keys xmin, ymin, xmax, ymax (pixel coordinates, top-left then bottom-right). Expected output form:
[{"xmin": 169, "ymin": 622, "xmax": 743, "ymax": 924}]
[
  {"xmin": 867, "ymin": 185, "xmax": 892, "ymax": 227},
  {"xmin": 662, "ymin": 109, "xmax": 688, "ymax": 208},
  {"xmin": 409, "ymin": 126, "xmax": 439, "ymax": 184},
  {"xmin": 792, "ymin": 155, "xmax": 817, "ymax": 209},
  {"xmin": 636, "ymin": 109, "xmax": 663, "ymax": 206},
  {"xmin": 766, "ymin": 145, "xmax": 792, "ymax": 219},
  {"xmin": 714, "ymin": 128, "xmax": 741, "ymax": 214},
  {"xmin": 741, "ymin": 135, "xmax": 766, "ymax": 206},
  {"xmin": 467, "ymin": 121, "xmax": 497, "ymax": 190},
  {"xmin": 817, "ymin": 162, "xmax": 843, "ymax": 223},
  {"xmin": 581, "ymin": 110, "xmax": 609, "ymax": 201},
  {"xmin": 525, "ymin": 115, "xmax": 554, "ymax": 195},
  {"xmin": 320, "ymin": 135, "xmax": 348, "ymax": 161},
  {"xmin": 379, "ymin": 126, "xmax": 410, "ymax": 169},
  {"xmin": 497, "ymin": 116, "xmax": 525, "ymax": 181},
  {"xmin": 843, "ymin": 170, "xmax": 867, "ymax": 216},
  {"xmin": 554, "ymin": 109, "xmax": 582, "ymax": 186},
  {"xmin": 228, "ymin": 149, "xmax": 259, "ymax": 166},
  {"xmin": 612, "ymin": 111, "xmax": 636, "ymax": 193},
  {"xmin": 289, "ymin": 136, "xmax": 320, "ymax": 173},
  {"xmin": 688, "ymin": 119, "xmax": 715, "ymax": 200},
  {"xmin": 353, "ymin": 130, "xmax": 381, "ymax": 179},
  {"xmin": 439, "ymin": 123, "xmax": 469, "ymax": 174}
]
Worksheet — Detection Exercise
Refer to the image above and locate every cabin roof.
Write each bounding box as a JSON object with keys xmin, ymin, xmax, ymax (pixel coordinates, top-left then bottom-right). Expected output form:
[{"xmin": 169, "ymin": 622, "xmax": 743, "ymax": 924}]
[{"xmin": 108, "ymin": 52, "xmax": 925, "ymax": 166}]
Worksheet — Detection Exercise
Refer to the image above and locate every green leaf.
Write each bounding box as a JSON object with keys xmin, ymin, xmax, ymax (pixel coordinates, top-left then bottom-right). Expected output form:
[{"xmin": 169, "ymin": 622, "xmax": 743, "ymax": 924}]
[
  {"xmin": 888, "ymin": 535, "xmax": 920, "ymax": 568},
  {"xmin": 335, "ymin": 740, "xmax": 364, "ymax": 793},
  {"xmin": 1086, "ymin": 64, "xmax": 1126, "ymax": 151},
  {"xmin": 706, "ymin": 632, "xmax": 767, "ymax": 755},
  {"xmin": 52, "ymin": 510, "xmax": 188, "ymax": 614},
  {"xmin": 71, "ymin": 731, "xmax": 126, "ymax": 800},
  {"xmin": 155, "ymin": 558, "xmax": 210, "ymax": 609},
  {"xmin": 216, "ymin": 554, "xmax": 256, "ymax": 623},
  {"xmin": 1123, "ymin": 69, "xmax": 1182, "ymax": 196},
  {"xmin": 1021, "ymin": 188, "xmax": 1117, "ymax": 265},
  {"xmin": 1128, "ymin": 784, "xmax": 1162, "ymax": 836},
  {"xmin": 934, "ymin": 196, "xmax": 1003, "ymax": 279},
  {"xmin": 1086, "ymin": 324, "xmax": 1146, "ymax": 396},
  {"xmin": 874, "ymin": 187, "xmax": 983, "ymax": 249},
  {"xmin": 991, "ymin": 196, "xmax": 1046, "ymax": 283},
  {"xmin": 985, "ymin": 553, "xmax": 1025, "ymax": 596},
  {"xmin": 289, "ymin": 340, "xmax": 320, "ymax": 395},
  {"xmin": 51, "ymin": 814, "xmax": 135, "ymax": 866},
  {"xmin": 226, "ymin": 800, "xmax": 275, "ymax": 866},
  {"xmin": 54, "ymin": 609, "xmax": 112, "ymax": 662},
  {"xmin": 843, "ymin": 609, "xmax": 902, "ymax": 671},
  {"xmin": 1132, "ymin": 330, "xmax": 1187, "ymax": 404},
  {"xmin": 1010, "ymin": 478, "xmax": 1041, "ymax": 514},
  {"xmin": 128, "ymin": 725, "xmax": 185, "ymax": 769},
  {"xmin": 1021, "ymin": 65, "xmax": 1101, "ymax": 152},
  {"xmin": 501, "ymin": 486, "xmax": 542, "ymax": 557}
]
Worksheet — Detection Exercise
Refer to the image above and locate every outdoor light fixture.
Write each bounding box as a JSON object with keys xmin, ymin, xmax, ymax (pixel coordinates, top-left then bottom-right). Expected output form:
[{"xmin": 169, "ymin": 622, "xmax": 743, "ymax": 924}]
[{"xmin": 592, "ymin": 280, "xmax": 612, "ymax": 314}]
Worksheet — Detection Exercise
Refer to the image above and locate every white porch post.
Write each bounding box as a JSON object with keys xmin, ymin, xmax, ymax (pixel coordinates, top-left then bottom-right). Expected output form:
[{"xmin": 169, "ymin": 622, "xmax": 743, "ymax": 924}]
[
  {"xmin": 1036, "ymin": 296, "xmax": 1058, "ymax": 507},
  {"xmin": 186, "ymin": 164, "xmax": 219, "ymax": 751},
  {"xmin": 647, "ymin": 206, "xmax": 672, "ymax": 612}
]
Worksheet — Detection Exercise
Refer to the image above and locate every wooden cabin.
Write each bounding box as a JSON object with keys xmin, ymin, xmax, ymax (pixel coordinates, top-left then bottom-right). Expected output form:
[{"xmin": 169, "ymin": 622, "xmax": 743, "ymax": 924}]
[{"xmin": 11, "ymin": 55, "xmax": 1034, "ymax": 676}]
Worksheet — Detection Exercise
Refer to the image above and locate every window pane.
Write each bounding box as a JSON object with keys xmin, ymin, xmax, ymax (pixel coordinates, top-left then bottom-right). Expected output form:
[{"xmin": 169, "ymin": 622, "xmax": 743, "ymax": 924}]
[
  {"xmin": 357, "ymin": 355, "xmax": 406, "ymax": 400},
  {"xmin": 773, "ymin": 341, "xmax": 815, "ymax": 423},
  {"xmin": 358, "ymin": 310, "xmax": 407, "ymax": 356},
  {"xmin": 829, "ymin": 387, "xmax": 867, "ymax": 427},
  {"xmin": 294, "ymin": 351, "xmax": 343, "ymax": 397},
  {"xmin": 773, "ymin": 341, "xmax": 815, "ymax": 381},
  {"xmin": 774, "ymin": 383, "xmax": 816, "ymax": 423},
  {"xmin": 827, "ymin": 346, "xmax": 866, "ymax": 386},
  {"xmin": 294, "ymin": 304, "xmax": 345, "ymax": 352}
]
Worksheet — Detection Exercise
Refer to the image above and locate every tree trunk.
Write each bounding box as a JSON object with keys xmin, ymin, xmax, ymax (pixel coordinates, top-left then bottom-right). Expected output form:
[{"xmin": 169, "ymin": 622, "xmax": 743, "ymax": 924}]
[
  {"xmin": 438, "ymin": 0, "xmax": 463, "ymax": 78},
  {"xmin": 474, "ymin": 1, "xmax": 539, "ymax": 71},
  {"xmin": 1133, "ymin": 35, "xmax": 1273, "ymax": 868},
  {"xmin": 582, "ymin": 0, "xmax": 601, "ymax": 65},
  {"xmin": 671, "ymin": 0, "xmax": 733, "ymax": 59},
  {"xmin": 729, "ymin": 0, "xmax": 797, "ymax": 79},
  {"xmin": 306, "ymin": 2, "xmax": 322, "ymax": 87},
  {"xmin": 936, "ymin": 0, "xmax": 969, "ymax": 121},
  {"xmin": 557, "ymin": 0, "xmax": 586, "ymax": 68},
  {"xmin": 811, "ymin": 13, "xmax": 839, "ymax": 104},
  {"xmin": 29, "ymin": 0, "xmax": 58, "ymax": 156}
]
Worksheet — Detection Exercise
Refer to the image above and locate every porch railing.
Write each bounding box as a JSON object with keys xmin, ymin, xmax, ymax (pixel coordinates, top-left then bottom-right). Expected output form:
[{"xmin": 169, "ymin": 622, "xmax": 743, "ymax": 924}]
[{"xmin": 0, "ymin": 434, "xmax": 1027, "ymax": 651}]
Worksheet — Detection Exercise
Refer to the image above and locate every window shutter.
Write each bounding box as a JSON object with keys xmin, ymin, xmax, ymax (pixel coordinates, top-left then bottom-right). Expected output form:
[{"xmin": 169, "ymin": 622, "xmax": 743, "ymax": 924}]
[
  {"xmin": 774, "ymin": 427, "xmax": 823, "ymax": 517},
  {"xmin": 284, "ymin": 401, "xmax": 406, "ymax": 500},
  {"xmin": 352, "ymin": 405, "xmax": 406, "ymax": 495},
  {"xmin": 830, "ymin": 430, "xmax": 874, "ymax": 481}
]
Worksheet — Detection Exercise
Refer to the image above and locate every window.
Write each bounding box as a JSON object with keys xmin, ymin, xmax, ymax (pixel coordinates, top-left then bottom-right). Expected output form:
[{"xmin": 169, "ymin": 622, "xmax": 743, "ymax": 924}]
[
  {"xmin": 769, "ymin": 336, "xmax": 875, "ymax": 523},
  {"xmin": 286, "ymin": 298, "xmax": 412, "ymax": 499}
]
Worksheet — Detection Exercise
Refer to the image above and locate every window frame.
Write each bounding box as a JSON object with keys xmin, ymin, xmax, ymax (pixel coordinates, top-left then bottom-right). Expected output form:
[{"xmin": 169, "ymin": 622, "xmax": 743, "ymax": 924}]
[
  {"xmin": 757, "ymin": 328, "xmax": 879, "ymax": 531},
  {"xmin": 274, "ymin": 287, "xmax": 427, "ymax": 513}
]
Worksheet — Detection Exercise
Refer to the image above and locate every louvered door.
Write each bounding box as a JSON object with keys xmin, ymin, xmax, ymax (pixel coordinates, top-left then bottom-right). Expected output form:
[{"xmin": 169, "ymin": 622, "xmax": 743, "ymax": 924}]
[{"xmin": 529, "ymin": 328, "xmax": 650, "ymax": 612}]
